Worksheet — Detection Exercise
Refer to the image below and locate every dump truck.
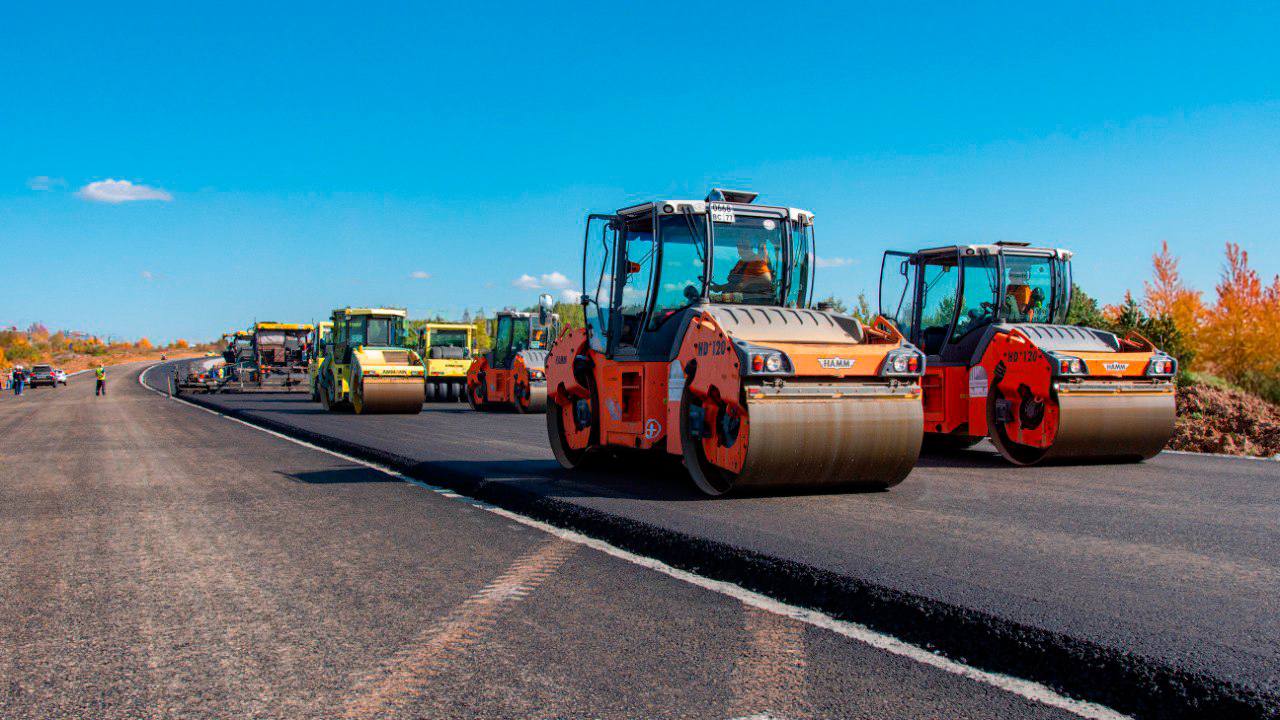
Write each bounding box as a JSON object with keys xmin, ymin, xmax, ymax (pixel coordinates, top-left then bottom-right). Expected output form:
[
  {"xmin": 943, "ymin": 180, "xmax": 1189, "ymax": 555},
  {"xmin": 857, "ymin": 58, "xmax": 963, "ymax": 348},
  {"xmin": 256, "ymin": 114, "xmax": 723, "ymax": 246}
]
[
  {"xmin": 545, "ymin": 189, "xmax": 925, "ymax": 496},
  {"xmin": 418, "ymin": 322, "xmax": 474, "ymax": 402},
  {"xmin": 878, "ymin": 241, "xmax": 1177, "ymax": 464},
  {"xmin": 308, "ymin": 321, "xmax": 333, "ymax": 402},
  {"xmin": 466, "ymin": 295, "xmax": 560, "ymax": 413},
  {"xmin": 316, "ymin": 308, "xmax": 424, "ymax": 414},
  {"xmin": 251, "ymin": 322, "xmax": 314, "ymax": 387}
]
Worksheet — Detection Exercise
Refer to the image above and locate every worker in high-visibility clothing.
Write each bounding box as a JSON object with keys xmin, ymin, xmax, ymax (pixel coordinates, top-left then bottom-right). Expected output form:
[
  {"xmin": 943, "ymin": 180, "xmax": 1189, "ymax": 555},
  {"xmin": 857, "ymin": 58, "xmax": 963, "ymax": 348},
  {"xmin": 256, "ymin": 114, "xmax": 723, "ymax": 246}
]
[{"xmin": 95, "ymin": 365, "xmax": 107, "ymax": 397}]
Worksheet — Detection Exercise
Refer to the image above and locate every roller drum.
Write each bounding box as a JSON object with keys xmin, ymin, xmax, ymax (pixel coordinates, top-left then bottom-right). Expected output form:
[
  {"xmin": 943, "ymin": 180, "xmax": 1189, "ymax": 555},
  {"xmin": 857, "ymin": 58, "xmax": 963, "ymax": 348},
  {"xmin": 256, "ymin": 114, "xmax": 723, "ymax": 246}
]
[
  {"xmin": 1047, "ymin": 391, "xmax": 1175, "ymax": 461},
  {"xmin": 519, "ymin": 383, "xmax": 548, "ymax": 414},
  {"xmin": 687, "ymin": 391, "xmax": 922, "ymax": 495},
  {"xmin": 991, "ymin": 389, "xmax": 1175, "ymax": 464},
  {"xmin": 356, "ymin": 378, "xmax": 424, "ymax": 414}
]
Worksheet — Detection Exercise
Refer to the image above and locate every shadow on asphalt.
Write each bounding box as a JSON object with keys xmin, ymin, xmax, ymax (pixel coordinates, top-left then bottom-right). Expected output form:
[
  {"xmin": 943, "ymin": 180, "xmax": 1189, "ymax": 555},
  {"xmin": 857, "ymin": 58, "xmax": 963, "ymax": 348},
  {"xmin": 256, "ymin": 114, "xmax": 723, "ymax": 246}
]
[{"xmin": 275, "ymin": 468, "xmax": 401, "ymax": 484}]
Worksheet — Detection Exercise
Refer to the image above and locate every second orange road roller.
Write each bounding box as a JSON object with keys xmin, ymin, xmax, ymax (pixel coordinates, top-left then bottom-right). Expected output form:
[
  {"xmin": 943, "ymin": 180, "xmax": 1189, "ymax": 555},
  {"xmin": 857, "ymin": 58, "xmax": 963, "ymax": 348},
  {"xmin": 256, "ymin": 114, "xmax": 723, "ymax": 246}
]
[
  {"xmin": 466, "ymin": 294, "xmax": 561, "ymax": 413},
  {"xmin": 878, "ymin": 241, "xmax": 1177, "ymax": 464},
  {"xmin": 545, "ymin": 189, "xmax": 925, "ymax": 496}
]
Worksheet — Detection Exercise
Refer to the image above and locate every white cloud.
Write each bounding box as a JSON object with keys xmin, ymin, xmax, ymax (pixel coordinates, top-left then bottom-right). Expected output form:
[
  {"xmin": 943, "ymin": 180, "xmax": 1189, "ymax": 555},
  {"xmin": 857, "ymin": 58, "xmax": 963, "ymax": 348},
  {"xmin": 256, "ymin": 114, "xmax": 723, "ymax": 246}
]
[
  {"xmin": 409, "ymin": 270, "xmax": 431, "ymax": 279},
  {"xmin": 512, "ymin": 270, "xmax": 573, "ymax": 290},
  {"xmin": 77, "ymin": 178, "xmax": 173, "ymax": 204},
  {"xmin": 27, "ymin": 175, "xmax": 65, "ymax": 191},
  {"xmin": 815, "ymin": 256, "xmax": 855, "ymax": 268},
  {"xmin": 513, "ymin": 273, "xmax": 541, "ymax": 290},
  {"xmin": 541, "ymin": 271, "xmax": 572, "ymax": 289},
  {"xmin": 560, "ymin": 289, "xmax": 581, "ymax": 303},
  {"xmin": 140, "ymin": 270, "xmax": 156, "ymax": 281}
]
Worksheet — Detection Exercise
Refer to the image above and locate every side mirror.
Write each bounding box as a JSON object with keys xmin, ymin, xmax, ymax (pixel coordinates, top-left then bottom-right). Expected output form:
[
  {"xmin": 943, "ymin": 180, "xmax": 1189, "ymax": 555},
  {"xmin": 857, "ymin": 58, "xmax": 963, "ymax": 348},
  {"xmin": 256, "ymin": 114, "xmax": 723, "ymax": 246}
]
[{"xmin": 538, "ymin": 293, "xmax": 554, "ymax": 326}]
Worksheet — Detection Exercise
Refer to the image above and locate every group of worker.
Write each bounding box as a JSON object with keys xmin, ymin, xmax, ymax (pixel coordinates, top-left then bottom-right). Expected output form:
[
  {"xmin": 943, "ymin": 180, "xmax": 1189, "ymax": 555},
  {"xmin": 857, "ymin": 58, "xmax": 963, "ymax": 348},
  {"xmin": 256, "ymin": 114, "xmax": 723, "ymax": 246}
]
[{"xmin": 2, "ymin": 365, "xmax": 108, "ymax": 397}]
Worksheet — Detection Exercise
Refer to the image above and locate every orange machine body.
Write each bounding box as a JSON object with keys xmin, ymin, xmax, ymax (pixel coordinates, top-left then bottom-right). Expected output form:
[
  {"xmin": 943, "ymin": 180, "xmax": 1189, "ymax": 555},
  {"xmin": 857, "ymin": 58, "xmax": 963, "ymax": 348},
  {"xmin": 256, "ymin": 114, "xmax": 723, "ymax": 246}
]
[
  {"xmin": 466, "ymin": 310, "xmax": 556, "ymax": 413},
  {"xmin": 880, "ymin": 242, "xmax": 1177, "ymax": 464},
  {"xmin": 545, "ymin": 189, "xmax": 926, "ymax": 495}
]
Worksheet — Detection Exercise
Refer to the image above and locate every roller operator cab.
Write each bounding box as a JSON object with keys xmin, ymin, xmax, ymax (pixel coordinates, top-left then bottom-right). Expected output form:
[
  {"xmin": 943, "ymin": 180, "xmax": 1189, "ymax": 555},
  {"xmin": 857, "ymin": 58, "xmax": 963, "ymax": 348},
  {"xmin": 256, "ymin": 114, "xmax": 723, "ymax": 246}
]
[
  {"xmin": 546, "ymin": 189, "xmax": 925, "ymax": 497},
  {"xmin": 878, "ymin": 242, "xmax": 1177, "ymax": 465},
  {"xmin": 317, "ymin": 308, "xmax": 425, "ymax": 414},
  {"xmin": 418, "ymin": 322, "xmax": 475, "ymax": 402},
  {"xmin": 467, "ymin": 294, "xmax": 561, "ymax": 413},
  {"xmin": 307, "ymin": 321, "xmax": 333, "ymax": 402}
]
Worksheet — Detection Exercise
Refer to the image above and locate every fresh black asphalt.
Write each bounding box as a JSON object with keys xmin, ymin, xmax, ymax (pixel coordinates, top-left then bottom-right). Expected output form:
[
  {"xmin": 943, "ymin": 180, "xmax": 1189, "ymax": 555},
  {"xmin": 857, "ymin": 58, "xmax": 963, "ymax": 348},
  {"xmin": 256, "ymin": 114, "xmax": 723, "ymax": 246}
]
[{"xmin": 148, "ymin": 359, "xmax": 1280, "ymax": 718}]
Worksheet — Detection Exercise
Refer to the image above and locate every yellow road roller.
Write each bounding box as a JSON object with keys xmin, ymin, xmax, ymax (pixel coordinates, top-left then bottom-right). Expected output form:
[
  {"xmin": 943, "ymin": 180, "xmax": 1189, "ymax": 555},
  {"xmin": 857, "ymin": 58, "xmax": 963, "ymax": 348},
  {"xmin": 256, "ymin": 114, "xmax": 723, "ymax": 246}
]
[
  {"xmin": 418, "ymin": 322, "xmax": 475, "ymax": 402},
  {"xmin": 317, "ymin": 308, "xmax": 424, "ymax": 414}
]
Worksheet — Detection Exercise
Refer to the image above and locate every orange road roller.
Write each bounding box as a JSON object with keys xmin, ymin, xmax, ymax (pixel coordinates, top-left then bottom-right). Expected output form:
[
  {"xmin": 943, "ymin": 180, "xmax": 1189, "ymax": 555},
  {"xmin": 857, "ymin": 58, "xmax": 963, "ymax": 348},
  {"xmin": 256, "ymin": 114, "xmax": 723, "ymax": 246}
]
[
  {"xmin": 466, "ymin": 296, "xmax": 561, "ymax": 413},
  {"xmin": 878, "ymin": 241, "xmax": 1177, "ymax": 464},
  {"xmin": 545, "ymin": 189, "xmax": 925, "ymax": 496}
]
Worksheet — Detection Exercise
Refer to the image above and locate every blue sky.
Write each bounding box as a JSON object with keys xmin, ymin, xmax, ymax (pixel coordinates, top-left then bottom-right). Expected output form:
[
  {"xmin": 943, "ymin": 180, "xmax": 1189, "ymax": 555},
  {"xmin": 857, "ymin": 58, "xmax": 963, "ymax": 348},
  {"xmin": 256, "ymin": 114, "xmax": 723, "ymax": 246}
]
[{"xmin": 2, "ymin": 2, "xmax": 1278, "ymax": 342}]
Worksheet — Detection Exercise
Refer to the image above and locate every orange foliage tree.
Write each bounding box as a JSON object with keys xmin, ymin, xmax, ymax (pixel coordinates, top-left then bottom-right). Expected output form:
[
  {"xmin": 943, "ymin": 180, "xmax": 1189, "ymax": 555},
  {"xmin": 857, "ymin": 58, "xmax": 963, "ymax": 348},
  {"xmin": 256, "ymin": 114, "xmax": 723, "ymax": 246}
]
[
  {"xmin": 1196, "ymin": 243, "xmax": 1280, "ymax": 385},
  {"xmin": 136, "ymin": 337, "xmax": 153, "ymax": 350},
  {"xmin": 1143, "ymin": 242, "xmax": 1205, "ymax": 347}
]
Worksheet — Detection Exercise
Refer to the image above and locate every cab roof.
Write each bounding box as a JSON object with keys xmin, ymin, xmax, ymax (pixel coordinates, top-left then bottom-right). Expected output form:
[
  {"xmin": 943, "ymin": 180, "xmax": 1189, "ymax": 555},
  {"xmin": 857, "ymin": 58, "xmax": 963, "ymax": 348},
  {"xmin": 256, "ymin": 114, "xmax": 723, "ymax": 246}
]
[
  {"xmin": 332, "ymin": 307, "xmax": 408, "ymax": 318},
  {"xmin": 255, "ymin": 322, "xmax": 314, "ymax": 331},
  {"xmin": 615, "ymin": 189, "xmax": 814, "ymax": 224},
  {"xmin": 912, "ymin": 241, "xmax": 1073, "ymax": 260},
  {"xmin": 423, "ymin": 322, "xmax": 473, "ymax": 330}
]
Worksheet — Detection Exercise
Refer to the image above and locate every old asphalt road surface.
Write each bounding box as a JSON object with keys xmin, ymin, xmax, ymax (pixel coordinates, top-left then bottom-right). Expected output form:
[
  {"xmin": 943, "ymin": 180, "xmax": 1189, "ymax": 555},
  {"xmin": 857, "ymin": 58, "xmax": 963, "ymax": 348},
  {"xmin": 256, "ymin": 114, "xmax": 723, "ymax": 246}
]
[
  {"xmin": 0, "ymin": 361, "xmax": 1109, "ymax": 719},
  {"xmin": 150, "ymin": 359, "xmax": 1280, "ymax": 719}
]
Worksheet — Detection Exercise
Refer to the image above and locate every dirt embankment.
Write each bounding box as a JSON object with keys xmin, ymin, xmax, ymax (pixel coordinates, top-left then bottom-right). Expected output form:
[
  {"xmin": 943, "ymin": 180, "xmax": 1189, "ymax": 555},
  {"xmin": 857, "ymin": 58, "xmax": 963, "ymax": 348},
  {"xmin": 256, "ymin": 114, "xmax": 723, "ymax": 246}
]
[
  {"xmin": 56, "ymin": 351, "xmax": 209, "ymax": 374},
  {"xmin": 1170, "ymin": 383, "xmax": 1280, "ymax": 458}
]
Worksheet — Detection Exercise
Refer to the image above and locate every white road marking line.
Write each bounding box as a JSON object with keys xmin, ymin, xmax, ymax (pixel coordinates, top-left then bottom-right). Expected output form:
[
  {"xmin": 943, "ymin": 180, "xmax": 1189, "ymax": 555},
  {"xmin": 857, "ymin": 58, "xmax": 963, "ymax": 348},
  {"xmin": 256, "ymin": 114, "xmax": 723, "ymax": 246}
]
[
  {"xmin": 342, "ymin": 539, "xmax": 575, "ymax": 719},
  {"xmin": 137, "ymin": 363, "xmax": 1130, "ymax": 720}
]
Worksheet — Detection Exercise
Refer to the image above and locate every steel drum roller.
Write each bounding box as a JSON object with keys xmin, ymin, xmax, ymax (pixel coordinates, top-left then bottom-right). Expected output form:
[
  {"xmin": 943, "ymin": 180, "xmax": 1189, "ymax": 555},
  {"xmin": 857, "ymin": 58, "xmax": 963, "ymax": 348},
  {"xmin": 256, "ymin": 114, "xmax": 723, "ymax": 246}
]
[
  {"xmin": 693, "ymin": 394, "xmax": 922, "ymax": 493},
  {"xmin": 356, "ymin": 378, "xmax": 425, "ymax": 414},
  {"xmin": 992, "ymin": 389, "xmax": 1175, "ymax": 464}
]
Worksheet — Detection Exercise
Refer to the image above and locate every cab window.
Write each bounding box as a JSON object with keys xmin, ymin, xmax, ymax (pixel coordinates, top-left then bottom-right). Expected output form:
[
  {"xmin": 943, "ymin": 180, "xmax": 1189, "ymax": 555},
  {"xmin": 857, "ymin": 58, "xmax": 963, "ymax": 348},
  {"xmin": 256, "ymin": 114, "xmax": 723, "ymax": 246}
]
[
  {"xmin": 952, "ymin": 255, "xmax": 1000, "ymax": 341},
  {"xmin": 649, "ymin": 214, "xmax": 706, "ymax": 329},
  {"xmin": 708, "ymin": 216, "xmax": 784, "ymax": 305},
  {"xmin": 785, "ymin": 222, "xmax": 812, "ymax": 308},
  {"xmin": 493, "ymin": 315, "xmax": 514, "ymax": 367},
  {"xmin": 918, "ymin": 255, "xmax": 959, "ymax": 355},
  {"xmin": 617, "ymin": 216, "xmax": 655, "ymax": 347},
  {"xmin": 1002, "ymin": 256, "xmax": 1052, "ymax": 323}
]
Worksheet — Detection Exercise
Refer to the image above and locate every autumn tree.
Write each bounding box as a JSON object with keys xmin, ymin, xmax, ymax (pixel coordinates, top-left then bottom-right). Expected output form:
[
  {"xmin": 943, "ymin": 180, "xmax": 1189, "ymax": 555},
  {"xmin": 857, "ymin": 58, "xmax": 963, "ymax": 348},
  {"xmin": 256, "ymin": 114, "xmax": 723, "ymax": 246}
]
[
  {"xmin": 1197, "ymin": 243, "xmax": 1280, "ymax": 389},
  {"xmin": 1143, "ymin": 241, "xmax": 1205, "ymax": 350},
  {"xmin": 136, "ymin": 337, "xmax": 153, "ymax": 350}
]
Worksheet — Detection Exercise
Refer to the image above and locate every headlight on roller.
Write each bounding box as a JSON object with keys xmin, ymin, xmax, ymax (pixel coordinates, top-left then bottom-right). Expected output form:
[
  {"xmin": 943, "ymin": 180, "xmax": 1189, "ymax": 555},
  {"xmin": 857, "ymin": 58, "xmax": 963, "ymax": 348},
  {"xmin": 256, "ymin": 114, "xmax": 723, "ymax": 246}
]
[
  {"xmin": 881, "ymin": 349, "xmax": 924, "ymax": 376},
  {"xmin": 1051, "ymin": 354, "xmax": 1086, "ymax": 376},
  {"xmin": 1146, "ymin": 354, "xmax": 1176, "ymax": 377},
  {"xmin": 740, "ymin": 343, "xmax": 793, "ymax": 376}
]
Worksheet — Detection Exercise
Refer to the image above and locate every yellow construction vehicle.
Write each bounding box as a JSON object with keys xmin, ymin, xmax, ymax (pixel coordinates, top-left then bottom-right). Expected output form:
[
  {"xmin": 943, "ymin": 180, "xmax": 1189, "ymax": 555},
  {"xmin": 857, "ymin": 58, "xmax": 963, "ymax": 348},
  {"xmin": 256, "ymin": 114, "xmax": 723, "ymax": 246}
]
[
  {"xmin": 317, "ymin": 308, "xmax": 424, "ymax": 414},
  {"xmin": 417, "ymin": 322, "xmax": 475, "ymax": 402},
  {"xmin": 251, "ymin": 321, "xmax": 314, "ymax": 389},
  {"xmin": 308, "ymin": 321, "xmax": 333, "ymax": 402}
]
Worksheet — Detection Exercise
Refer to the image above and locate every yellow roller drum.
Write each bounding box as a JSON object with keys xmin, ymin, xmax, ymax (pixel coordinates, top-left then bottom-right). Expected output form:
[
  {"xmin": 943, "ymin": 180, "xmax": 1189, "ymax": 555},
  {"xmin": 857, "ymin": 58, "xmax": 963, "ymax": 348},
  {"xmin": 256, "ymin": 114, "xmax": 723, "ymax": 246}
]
[{"xmin": 352, "ymin": 377, "xmax": 424, "ymax": 414}]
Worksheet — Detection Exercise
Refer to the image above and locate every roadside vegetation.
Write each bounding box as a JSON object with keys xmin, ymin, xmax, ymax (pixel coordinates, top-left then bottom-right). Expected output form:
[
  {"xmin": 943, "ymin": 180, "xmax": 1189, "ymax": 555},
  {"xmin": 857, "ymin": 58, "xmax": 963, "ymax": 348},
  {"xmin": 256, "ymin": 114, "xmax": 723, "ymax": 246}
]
[{"xmin": 0, "ymin": 324, "xmax": 216, "ymax": 374}]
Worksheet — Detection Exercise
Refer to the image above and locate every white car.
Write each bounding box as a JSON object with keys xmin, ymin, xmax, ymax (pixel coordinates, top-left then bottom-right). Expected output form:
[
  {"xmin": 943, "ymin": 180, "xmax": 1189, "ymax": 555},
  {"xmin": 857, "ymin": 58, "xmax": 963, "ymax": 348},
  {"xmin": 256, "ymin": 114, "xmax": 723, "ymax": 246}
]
[{"xmin": 53, "ymin": 369, "xmax": 68, "ymax": 386}]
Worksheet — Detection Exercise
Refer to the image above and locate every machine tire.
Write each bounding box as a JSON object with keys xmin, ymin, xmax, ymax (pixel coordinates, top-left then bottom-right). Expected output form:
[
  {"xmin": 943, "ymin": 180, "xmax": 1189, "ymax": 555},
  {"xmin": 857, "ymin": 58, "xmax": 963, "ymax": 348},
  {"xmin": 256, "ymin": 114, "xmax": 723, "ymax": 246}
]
[
  {"xmin": 424, "ymin": 381, "xmax": 438, "ymax": 402},
  {"xmin": 679, "ymin": 390, "xmax": 738, "ymax": 497},
  {"xmin": 547, "ymin": 374, "xmax": 599, "ymax": 470},
  {"xmin": 987, "ymin": 389, "xmax": 1049, "ymax": 465},
  {"xmin": 447, "ymin": 381, "xmax": 460, "ymax": 402},
  {"xmin": 467, "ymin": 383, "xmax": 486, "ymax": 411}
]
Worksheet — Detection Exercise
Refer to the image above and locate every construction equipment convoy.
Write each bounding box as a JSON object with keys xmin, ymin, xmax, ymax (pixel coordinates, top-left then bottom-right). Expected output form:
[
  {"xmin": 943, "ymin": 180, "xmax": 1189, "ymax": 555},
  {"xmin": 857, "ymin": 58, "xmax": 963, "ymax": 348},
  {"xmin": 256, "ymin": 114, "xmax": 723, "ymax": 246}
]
[
  {"xmin": 418, "ymin": 322, "xmax": 475, "ymax": 402},
  {"xmin": 545, "ymin": 189, "xmax": 925, "ymax": 496},
  {"xmin": 308, "ymin": 321, "xmax": 333, "ymax": 402},
  {"xmin": 878, "ymin": 241, "xmax": 1177, "ymax": 464},
  {"xmin": 316, "ymin": 307, "xmax": 425, "ymax": 414},
  {"xmin": 466, "ymin": 295, "xmax": 560, "ymax": 413}
]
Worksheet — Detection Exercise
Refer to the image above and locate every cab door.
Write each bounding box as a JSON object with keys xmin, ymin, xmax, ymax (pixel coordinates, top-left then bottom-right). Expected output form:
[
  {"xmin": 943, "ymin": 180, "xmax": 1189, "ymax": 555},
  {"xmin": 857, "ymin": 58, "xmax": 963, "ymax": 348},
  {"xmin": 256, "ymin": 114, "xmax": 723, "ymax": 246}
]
[
  {"xmin": 879, "ymin": 251, "xmax": 918, "ymax": 344},
  {"xmin": 582, "ymin": 215, "xmax": 617, "ymax": 354}
]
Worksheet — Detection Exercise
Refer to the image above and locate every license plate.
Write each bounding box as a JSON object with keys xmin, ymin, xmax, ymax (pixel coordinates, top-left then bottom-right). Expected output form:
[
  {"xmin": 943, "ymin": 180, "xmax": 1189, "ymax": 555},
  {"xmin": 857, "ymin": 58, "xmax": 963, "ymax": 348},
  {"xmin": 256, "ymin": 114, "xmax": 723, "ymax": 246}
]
[{"xmin": 709, "ymin": 202, "xmax": 735, "ymax": 224}]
